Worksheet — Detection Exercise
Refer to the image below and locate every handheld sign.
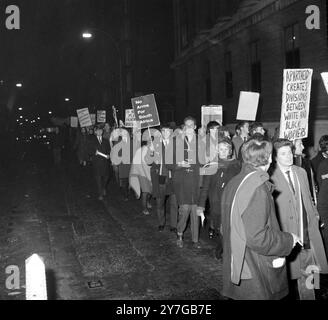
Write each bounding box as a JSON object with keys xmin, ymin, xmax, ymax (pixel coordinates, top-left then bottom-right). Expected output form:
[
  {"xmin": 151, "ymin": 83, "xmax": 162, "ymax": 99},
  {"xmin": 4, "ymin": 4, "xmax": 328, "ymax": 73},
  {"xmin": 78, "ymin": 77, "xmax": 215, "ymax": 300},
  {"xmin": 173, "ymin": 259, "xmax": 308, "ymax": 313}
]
[
  {"xmin": 131, "ymin": 94, "xmax": 160, "ymax": 129},
  {"xmin": 236, "ymin": 91, "xmax": 260, "ymax": 121},
  {"xmin": 97, "ymin": 110, "xmax": 106, "ymax": 123},
  {"xmin": 279, "ymin": 69, "xmax": 313, "ymax": 140},
  {"xmin": 70, "ymin": 116, "xmax": 78, "ymax": 128},
  {"xmin": 125, "ymin": 109, "xmax": 136, "ymax": 127},
  {"xmin": 201, "ymin": 105, "xmax": 223, "ymax": 128},
  {"xmin": 321, "ymin": 72, "xmax": 328, "ymax": 95},
  {"xmin": 76, "ymin": 108, "xmax": 92, "ymax": 127}
]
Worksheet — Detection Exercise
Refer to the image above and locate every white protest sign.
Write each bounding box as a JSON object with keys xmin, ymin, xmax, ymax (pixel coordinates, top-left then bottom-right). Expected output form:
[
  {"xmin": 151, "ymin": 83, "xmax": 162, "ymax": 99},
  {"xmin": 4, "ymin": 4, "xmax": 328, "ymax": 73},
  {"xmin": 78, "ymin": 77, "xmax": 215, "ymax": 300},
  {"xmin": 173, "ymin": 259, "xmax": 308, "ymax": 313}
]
[
  {"xmin": 279, "ymin": 69, "xmax": 313, "ymax": 140},
  {"xmin": 70, "ymin": 116, "xmax": 78, "ymax": 128},
  {"xmin": 97, "ymin": 110, "xmax": 106, "ymax": 123},
  {"xmin": 125, "ymin": 109, "xmax": 136, "ymax": 127},
  {"xmin": 90, "ymin": 113, "xmax": 96, "ymax": 125},
  {"xmin": 321, "ymin": 72, "xmax": 328, "ymax": 95},
  {"xmin": 76, "ymin": 108, "xmax": 92, "ymax": 127},
  {"xmin": 201, "ymin": 105, "xmax": 223, "ymax": 128},
  {"xmin": 236, "ymin": 91, "xmax": 260, "ymax": 121}
]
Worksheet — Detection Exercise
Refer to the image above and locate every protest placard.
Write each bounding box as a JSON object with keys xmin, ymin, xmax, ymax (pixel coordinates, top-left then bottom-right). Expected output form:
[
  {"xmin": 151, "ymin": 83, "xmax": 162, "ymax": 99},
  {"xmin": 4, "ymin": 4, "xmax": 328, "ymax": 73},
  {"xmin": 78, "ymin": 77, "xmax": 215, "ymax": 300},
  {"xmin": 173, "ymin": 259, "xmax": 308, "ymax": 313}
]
[
  {"xmin": 279, "ymin": 69, "xmax": 313, "ymax": 140},
  {"xmin": 90, "ymin": 113, "xmax": 96, "ymax": 125},
  {"xmin": 321, "ymin": 72, "xmax": 328, "ymax": 95},
  {"xmin": 236, "ymin": 91, "xmax": 260, "ymax": 121},
  {"xmin": 131, "ymin": 94, "xmax": 160, "ymax": 129},
  {"xmin": 97, "ymin": 110, "xmax": 106, "ymax": 123},
  {"xmin": 70, "ymin": 116, "xmax": 78, "ymax": 128},
  {"xmin": 201, "ymin": 105, "xmax": 223, "ymax": 128},
  {"xmin": 76, "ymin": 108, "xmax": 92, "ymax": 127},
  {"xmin": 125, "ymin": 109, "xmax": 136, "ymax": 127}
]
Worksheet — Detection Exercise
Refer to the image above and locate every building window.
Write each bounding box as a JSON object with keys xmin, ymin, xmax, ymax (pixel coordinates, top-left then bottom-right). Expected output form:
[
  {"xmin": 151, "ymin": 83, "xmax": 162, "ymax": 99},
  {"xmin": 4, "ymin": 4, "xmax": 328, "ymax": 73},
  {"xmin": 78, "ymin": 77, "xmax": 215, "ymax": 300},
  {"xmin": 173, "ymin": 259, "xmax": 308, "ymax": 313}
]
[
  {"xmin": 285, "ymin": 23, "xmax": 300, "ymax": 68},
  {"xmin": 224, "ymin": 52, "xmax": 233, "ymax": 98},
  {"xmin": 250, "ymin": 41, "xmax": 261, "ymax": 93}
]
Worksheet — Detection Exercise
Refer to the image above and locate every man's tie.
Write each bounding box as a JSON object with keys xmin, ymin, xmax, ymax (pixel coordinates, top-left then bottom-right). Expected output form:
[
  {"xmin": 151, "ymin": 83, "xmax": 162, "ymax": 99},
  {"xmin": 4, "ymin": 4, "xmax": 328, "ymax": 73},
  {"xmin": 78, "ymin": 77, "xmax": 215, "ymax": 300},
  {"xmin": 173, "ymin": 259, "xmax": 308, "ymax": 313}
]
[
  {"xmin": 286, "ymin": 170, "xmax": 295, "ymax": 195},
  {"xmin": 98, "ymin": 137, "xmax": 102, "ymax": 144}
]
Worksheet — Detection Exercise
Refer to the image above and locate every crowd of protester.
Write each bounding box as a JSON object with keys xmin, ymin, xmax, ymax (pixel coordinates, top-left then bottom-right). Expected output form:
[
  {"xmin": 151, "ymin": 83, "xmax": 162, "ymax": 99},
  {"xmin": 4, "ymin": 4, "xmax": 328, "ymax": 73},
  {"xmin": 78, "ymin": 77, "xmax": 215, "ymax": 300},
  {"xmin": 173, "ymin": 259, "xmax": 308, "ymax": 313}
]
[{"xmin": 50, "ymin": 118, "xmax": 328, "ymax": 300}]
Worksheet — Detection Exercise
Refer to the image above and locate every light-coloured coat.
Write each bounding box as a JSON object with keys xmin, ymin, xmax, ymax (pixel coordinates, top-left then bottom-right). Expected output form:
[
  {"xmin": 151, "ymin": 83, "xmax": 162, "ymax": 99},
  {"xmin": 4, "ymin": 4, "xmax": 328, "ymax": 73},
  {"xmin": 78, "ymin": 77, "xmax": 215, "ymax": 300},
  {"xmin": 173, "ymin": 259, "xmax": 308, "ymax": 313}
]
[{"xmin": 271, "ymin": 165, "xmax": 328, "ymax": 279}]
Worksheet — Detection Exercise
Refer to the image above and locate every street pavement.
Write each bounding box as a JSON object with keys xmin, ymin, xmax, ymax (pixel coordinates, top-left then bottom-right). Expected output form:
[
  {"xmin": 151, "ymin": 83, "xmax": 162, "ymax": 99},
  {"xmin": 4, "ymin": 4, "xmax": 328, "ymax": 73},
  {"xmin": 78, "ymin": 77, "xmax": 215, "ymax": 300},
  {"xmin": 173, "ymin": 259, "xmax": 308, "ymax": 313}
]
[
  {"xmin": 0, "ymin": 142, "xmax": 327, "ymax": 300},
  {"xmin": 0, "ymin": 143, "xmax": 223, "ymax": 300}
]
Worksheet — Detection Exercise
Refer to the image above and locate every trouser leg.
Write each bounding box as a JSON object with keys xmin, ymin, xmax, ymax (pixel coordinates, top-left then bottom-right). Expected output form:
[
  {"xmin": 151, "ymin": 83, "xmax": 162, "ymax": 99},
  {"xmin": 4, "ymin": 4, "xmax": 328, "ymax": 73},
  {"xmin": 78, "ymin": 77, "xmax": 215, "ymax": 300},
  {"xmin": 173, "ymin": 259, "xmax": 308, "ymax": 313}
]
[
  {"xmin": 169, "ymin": 193, "xmax": 178, "ymax": 229},
  {"xmin": 156, "ymin": 185, "xmax": 166, "ymax": 226},
  {"xmin": 177, "ymin": 205, "xmax": 191, "ymax": 237},
  {"xmin": 190, "ymin": 204, "xmax": 199, "ymax": 243},
  {"xmin": 141, "ymin": 192, "xmax": 149, "ymax": 211},
  {"xmin": 95, "ymin": 174, "xmax": 102, "ymax": 196}
]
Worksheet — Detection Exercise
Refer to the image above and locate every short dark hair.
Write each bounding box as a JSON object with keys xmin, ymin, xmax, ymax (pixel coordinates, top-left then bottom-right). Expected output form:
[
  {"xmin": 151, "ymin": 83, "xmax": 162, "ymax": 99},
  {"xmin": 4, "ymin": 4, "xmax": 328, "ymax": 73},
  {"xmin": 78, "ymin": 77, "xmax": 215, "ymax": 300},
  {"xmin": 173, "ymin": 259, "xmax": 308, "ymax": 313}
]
[
  {"xmin": 206, "ymin": 121, "xmax": 220, "ymax": 132},
  {"xmin": 250, "ymin": 122, "xmax": 264, "ymax": 135},
  {"xmin": 249, "ymin": 132, "xmax": 265, "ymax": 142},
  {"xmin": 273, "ymin": 138, "xmax": 294, "ymax": 152},
  {"xmin": 241, "ymin": 139, "xmax": 272, "ymax": 167},
  {"xmin": 319, "ymin": 135, "xmax": 328, "ymax": 152},
  {"xmin": 160, "ymin": 123, "xmax": 171, "ymax": 130}
]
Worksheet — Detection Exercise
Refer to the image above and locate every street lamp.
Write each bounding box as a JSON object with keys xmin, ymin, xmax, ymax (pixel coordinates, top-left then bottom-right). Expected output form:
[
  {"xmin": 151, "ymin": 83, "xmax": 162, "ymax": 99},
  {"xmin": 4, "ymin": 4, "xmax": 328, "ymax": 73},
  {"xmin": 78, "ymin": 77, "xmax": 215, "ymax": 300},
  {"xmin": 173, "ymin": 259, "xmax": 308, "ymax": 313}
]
[
  {"xmin": 16, "ymin": 83, "xmax": 22, "ymax": 88},
  {"xmin": 65, "ymin": 98, "xmax": 70, "ymax": 102},
  {"xmin": 81, "ymin": 28, "xmax": 123, "ymax": 117}
]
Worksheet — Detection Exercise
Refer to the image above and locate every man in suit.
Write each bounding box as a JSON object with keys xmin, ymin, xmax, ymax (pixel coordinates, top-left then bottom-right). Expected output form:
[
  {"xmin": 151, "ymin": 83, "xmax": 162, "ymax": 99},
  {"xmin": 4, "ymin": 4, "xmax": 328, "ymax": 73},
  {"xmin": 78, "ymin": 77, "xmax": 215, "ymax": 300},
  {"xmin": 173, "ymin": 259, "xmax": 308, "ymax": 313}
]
[
  {"xmin": 168, "ymin": 116, "xmax": 201, "ymax": 249},
  {"xmin": 148, "ymin": 124, "xmax": 178, "ymax": 232},
  {"xmin": 270, "ymin": 139, "xmax": 328, "ymax": 299},
  {"xmin": 89, "ymin": 124, "xmax": 111, "ymax": 200}
]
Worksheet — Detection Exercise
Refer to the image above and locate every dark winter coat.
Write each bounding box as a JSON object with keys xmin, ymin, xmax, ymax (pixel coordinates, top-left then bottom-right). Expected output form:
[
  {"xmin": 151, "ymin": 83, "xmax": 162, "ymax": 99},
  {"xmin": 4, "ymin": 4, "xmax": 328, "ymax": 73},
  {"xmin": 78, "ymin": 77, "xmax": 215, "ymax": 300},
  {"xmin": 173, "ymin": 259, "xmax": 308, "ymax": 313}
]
[{"xmin": 221, "ymin": 163, "xmax": 294, "ymax": 300}]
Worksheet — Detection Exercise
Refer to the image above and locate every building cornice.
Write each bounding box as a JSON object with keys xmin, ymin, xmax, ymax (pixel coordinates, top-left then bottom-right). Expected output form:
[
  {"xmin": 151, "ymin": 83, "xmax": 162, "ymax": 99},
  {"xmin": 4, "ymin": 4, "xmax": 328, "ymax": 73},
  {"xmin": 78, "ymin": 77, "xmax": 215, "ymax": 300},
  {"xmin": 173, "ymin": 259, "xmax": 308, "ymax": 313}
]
[{"xmin": 171, "ymin": 0, "xmax": 302, "ymax": 69}]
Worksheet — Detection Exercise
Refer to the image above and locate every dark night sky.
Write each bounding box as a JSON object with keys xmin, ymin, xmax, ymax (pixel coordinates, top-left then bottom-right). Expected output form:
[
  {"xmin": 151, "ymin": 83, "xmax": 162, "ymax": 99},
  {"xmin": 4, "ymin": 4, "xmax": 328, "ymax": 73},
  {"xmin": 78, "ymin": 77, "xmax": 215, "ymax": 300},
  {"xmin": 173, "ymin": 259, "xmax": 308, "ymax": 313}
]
[{"xmin": 1, "ymin": 0, "xmax": 174, "ymax": 127}]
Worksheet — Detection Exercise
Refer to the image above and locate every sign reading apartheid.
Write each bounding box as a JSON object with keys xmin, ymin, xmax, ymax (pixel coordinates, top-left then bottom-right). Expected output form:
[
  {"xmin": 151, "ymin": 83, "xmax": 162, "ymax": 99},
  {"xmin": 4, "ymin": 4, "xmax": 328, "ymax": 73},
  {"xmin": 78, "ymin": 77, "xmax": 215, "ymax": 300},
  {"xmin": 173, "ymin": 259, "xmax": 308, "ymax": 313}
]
[
  {"xmin": 76, "ymin": 108, "xmax": 92, "ymax": 127},
  {"xmin": 125, "ymin": 109, "xmax": 136, "ymax": 127},
  {"xmin": 321, "ymin": 72, "xmax": 328, "ymax": 95},
  {"xmin": 70, "ymin": 116, "xmax": 78, "ymax": 128},
  {"xmin": 236, "ymin": 91, "xmax": 260, "ymax": 121},
  {"xmin": 201, "ymin": 105, "xmax": 223, "ymax": 128},
  {"xmin": 279, "ymin": 69, "xmax": 313, "ymax": 140},
  {"xmin": 131, "ymin": 94, "xmax": 160, "ymax": 129},
  {"xmin": 97, "ymin": 110, "xmax": 106, "ymax": 123}
]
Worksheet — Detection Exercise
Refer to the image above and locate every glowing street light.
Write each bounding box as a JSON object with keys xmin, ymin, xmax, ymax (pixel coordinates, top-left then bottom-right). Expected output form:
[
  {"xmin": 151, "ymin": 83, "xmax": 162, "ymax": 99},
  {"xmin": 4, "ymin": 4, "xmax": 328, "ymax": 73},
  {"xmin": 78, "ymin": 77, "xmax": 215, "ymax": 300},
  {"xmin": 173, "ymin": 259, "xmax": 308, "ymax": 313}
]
[
  {"xmin": 19, "ymin": 116, "xmax": 23, "ymax": 119},
  {"xmin": 18, "ymin": 107, "xmax": 23, "ymax": 111},
  {"xmin": 82, "ymin": 32, "xmax": 93, "ymax": 39},
  {"xmin": 37, "ymin": 117, "xmax": 40, "ymax": 120},
  {"xmin": 48, "ymin": 111, "xmax": 52, "ymax": 115},
  {"xmin": 16, "ymin": 83, "xmax": 22, "ymax": 88},
  {"xmin": 65, "ymin": 98, "xmax": 70, "ymax": 102}
]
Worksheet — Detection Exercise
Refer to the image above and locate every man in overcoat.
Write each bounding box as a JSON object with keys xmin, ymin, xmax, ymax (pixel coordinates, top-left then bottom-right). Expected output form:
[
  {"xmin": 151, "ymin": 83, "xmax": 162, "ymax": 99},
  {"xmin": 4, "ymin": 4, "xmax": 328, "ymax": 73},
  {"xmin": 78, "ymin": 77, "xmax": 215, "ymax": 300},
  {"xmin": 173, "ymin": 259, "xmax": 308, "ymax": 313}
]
[{"xmin": 270, "ymin": 138, "xmax": 328, "ymax": 300}]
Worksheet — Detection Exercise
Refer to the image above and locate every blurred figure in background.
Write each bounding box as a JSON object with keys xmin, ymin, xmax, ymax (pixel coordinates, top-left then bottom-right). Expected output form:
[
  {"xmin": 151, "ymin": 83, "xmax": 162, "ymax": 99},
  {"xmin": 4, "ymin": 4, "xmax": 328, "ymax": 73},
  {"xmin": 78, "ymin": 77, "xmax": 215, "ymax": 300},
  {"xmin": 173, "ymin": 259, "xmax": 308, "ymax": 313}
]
[{"xmin": 74, "ymin": 127, "xmax": 89, "ymax": 166}]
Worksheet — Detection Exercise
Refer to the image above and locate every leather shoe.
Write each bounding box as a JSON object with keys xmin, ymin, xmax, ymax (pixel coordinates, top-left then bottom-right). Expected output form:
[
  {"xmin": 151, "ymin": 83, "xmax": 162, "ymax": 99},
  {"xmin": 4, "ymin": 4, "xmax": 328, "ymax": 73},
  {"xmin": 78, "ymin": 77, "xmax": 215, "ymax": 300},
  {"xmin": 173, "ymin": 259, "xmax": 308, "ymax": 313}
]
[
  {"xmin": 158, "ymin": 225, "xmax": 165, "ymax": 232},
  {"xmin": 170, "ymin": 227, "xmax": 177, "ymax": 233}
]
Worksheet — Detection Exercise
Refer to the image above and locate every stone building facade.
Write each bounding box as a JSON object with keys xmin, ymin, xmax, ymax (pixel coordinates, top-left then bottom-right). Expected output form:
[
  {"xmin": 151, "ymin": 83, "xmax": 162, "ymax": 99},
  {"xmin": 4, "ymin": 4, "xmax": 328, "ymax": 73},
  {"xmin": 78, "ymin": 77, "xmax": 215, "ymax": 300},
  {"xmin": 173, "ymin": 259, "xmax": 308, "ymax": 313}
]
[{"xmin": 172, "ymin": 0, "xmax": 328, "ymax": 146}]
